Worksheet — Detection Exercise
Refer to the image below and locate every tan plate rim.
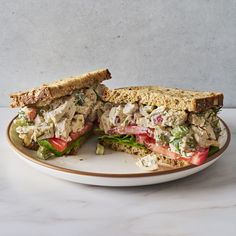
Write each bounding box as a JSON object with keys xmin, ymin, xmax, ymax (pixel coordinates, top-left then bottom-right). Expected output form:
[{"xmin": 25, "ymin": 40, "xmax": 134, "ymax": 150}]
[{"xmin": 7, "ymin": 117, "xmax": 231, "ymax": 178}]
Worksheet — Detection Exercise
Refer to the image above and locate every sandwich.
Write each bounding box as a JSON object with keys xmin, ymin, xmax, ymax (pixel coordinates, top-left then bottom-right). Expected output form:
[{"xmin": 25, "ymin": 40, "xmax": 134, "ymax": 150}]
[
  {"xmin": 10, "ymin": 69, "xmax": 111, "ymax": 159},
  {"xmin": 9, "ymin": 68, "xmax": 224, "ymax": 172},
  {"xmin": 97, "ymin": 86, "xmax": 223, "ymax": 170}
]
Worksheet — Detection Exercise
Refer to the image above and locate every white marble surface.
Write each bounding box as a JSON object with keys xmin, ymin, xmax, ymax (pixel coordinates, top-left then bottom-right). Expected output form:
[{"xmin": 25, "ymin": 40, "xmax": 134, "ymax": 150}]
[
  {"xmin": 1, "ymin": 0, "xmax": 236, "ymax": 107},
  {"xmin": 1, "ymin": 108, "xmax": 236, "ymax": 236}
]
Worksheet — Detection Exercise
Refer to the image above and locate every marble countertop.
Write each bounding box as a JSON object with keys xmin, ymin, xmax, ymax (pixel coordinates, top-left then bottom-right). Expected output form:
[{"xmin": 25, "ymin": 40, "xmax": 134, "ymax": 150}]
[{"xmin": 1, "ymin": 107, "xmax": 235, "ymax": 236}]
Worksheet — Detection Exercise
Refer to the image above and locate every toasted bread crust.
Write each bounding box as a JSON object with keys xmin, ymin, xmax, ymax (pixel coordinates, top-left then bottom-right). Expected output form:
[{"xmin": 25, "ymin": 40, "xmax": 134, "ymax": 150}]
[
  {"xmin": 103, "ymin": 141, "xmax": 189, "ymax": 168},
  {"xmin": 102, "ymin": 86, "xmax": 223, "ymax": 112},
  {"xmin": 10, "ymin": 69, "xmax": 111, "ymax": 108}
]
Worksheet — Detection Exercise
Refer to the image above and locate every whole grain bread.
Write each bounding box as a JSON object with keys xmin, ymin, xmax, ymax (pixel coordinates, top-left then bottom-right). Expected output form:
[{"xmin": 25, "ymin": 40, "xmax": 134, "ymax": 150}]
[
  {"xmin": 102, "ymin": 86, "xmax": 223, "ymax": 112},
  {"xmin": 10, "ymin": 69, "xmax": 111, "ymax": 108},
  {"xmin": 103, "ymin": 141, "xmax": 189, "ymax": 168}
]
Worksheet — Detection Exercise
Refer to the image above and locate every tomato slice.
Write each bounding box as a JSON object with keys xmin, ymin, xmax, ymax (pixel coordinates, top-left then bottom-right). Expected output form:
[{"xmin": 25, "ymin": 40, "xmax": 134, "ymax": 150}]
[
  {"xmin": 69, "ymin": 132, "xmax": 80, "ymax": 141},
  {"xmin": 135, "ymin": 134, "xmax": 148, "ymax": 145},
  {"xmin": 135, "ymin": 134, "xmax": 179, "ymax": 159},
  {"xmin": 49, "ymin": 138, "xmax": 68, "ymax": 152},
  {"xmin": 27, "ymin": 108, "xmax": 37, "ymax": 121},
  {"xmin": 136, "ymin": 134, "xmax": 155, "ymax": 145},
  {"xmin": 148, "ymin": 142, "xmax": 208, "ymax": 165},
  {"xmin": 127, "ymin": 129, "xmax": 209, "ymax": 166},
  {"xmin": 109, "ymin": 125, "xmax": 147, "ymax": 135},
  {"xmin": 109, "ymin": 125, "xmax": 154, "ymax": 137},
  {"xmin": 136, "ymin": 134, "xmax": 191, "ymax": 160},
  {"xmin": 69, "ymin": 122, "xmax": 93, "ymax": 140},
  {"xmin": 190, "ymin": 147, "xmax": 209, "ymax": 165},
  {"xmin": 149, "ymin": 143, "xmax": 182, "ymax": 159}
]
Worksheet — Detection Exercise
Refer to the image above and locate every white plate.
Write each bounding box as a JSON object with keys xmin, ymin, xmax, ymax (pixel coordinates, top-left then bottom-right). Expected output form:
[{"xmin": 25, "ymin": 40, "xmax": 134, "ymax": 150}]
[{"xmin": 7, "ymin": 118, "xmax": 230, "ymax": 187}]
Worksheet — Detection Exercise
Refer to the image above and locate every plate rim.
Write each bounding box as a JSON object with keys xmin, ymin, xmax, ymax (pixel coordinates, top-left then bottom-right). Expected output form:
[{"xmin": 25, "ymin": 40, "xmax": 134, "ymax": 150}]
[{"xmin": 6, "ymin": 116, "xmax": 231, "ymax": 178}]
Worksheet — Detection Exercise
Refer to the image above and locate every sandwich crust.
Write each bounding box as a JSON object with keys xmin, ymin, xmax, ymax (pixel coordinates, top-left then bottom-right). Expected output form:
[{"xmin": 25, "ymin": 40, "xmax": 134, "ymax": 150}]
[
  {"xmin": 102, "ymin": 86, "xmax": 223, "ymax": 112},
  {"xmin": 10, "ymin": 69, "xmax": 111, "ymax": 108},
  {"xmin": 103, "ymin": 141, "xmax": 189, "ymax": 168}
]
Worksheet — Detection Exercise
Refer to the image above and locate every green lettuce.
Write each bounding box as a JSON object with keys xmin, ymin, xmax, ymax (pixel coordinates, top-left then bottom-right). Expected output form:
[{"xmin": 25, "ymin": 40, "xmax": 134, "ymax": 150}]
[
  {"xmin": 208, "ymin": 146, "xmax": 220, "ymax": 157},
  {"xmin": 99, "ymin": 135, "xmax": 220, "ymax": 158},
  {"xmin": 37, "ymin": 131, "xmax": 92, "ymax": 159},
  {"xmin": 99, "ymin": 134, "xmax": 146, "ymax": 149}
]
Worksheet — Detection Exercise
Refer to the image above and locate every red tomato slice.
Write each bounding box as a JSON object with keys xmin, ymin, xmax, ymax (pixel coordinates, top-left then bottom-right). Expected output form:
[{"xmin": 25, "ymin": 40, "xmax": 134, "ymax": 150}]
[
  {"xmin": 149, "ymin": 143, "xmax": 182, "ymax": 159},
  {"xmin": 69, "ymin": 132, "xmax": 80, "ymax": 141},
  {"xmin": 136, "ymin": 134, "xmax": 155, "ymax": 145},
  {"xmin": 109, "ymin": 125, "xmax": 154, "ymax": 137},
  {"xmin": 135, "ymin": 134, "xmax": 208, "ymax": 165},
  {"xmin": 27, "ymin": 108, "xmax": 37, "ymax": 121},
  {"xmin": 125, "ymin": 125, "xmax": 148, "ymax": 134},
  {"xmin": 190, "ymin": 147, "xmax": 209, "ymax": 165},
  {"xmin": 109, "ymin": 125, "xmax": 147, "ymax": 135},
  {"xmin": 49, "ymin": 138, "xmax": 68, "ymax": 152},
  {"xmin": 70, "ymin": 122, "xmax": 93, "ymax": 140},
  {"xmin": 136, "ymin": 134, "xmax": 186, "ymax": 160},
  {"xmin": 135, "ymin": 134, "xmax": 147, "ymax": 145}
]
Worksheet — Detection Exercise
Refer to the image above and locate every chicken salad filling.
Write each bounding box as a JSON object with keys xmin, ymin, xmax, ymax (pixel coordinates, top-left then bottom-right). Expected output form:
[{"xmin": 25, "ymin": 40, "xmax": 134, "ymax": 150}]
[
  {"xmin": 98, "ymin": 102, "xmax": 222, "ymax": 166},
  {"xmin": 13, "ymin": 88, "xmax": 222, "ymax": 165},
  {"xmin": 14, "ymin": 84, "xmax": 103, "ymax": 159}
]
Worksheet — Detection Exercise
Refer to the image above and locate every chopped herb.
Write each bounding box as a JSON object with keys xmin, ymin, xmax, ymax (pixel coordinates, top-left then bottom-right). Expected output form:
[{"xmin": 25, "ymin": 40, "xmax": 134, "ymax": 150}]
[
  {"xmin": 18, "ymin": 110, "xmax": 26, "ymax": 119},
  {"xmin": 213, "ymin": 107, "xmax": 222, "ymax": 114},
  {"xmin": 171, "ymin": 125, "xmax": 189, "ymax": 139},
  {"xmin": 169, "ymin": 138, "xmax": 181, "ymax": 152},
  {"xmin": 186, "ymin": 136, "xmax": 196, "ymax": 149},
  {"xmin": 156, "ymin": 133, "xmax": 169, "ymax": 144},
  {"xmin": 74, "ymin": 90, "xmax": 85, "ymax": 105},
  {"xmin": 93, "ymin": 88, "xmax": 101, "ymax": 100}
]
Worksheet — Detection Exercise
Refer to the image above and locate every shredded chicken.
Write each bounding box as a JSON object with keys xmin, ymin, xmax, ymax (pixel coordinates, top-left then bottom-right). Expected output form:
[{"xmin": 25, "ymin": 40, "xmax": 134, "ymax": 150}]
[{"xmin": 15, "ymin": 86, "xmax": 102, "ymax": 143}]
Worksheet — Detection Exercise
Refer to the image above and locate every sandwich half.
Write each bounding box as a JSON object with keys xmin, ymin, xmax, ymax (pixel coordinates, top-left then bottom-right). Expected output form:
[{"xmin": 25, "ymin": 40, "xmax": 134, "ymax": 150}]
[
  {"xmin": 98, "ymin": 86, "xmax": 223, "ymax": 170},
  {"xmin": 10, "ymin": 69, "xmax": 111, "ymax": 159}
]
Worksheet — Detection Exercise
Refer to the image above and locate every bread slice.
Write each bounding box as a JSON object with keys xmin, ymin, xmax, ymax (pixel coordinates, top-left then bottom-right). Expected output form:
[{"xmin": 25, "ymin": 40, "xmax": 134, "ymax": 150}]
[
  {"xmin": 102, "ymin": 86, "xmax": 223, "ymax": 112},
  {"xmin": 10, "ymin": 68, "xmax": 111, "ymax": 108},
  {"xmin": 102, "ymin": 141, "xmax": 189, "ymax": 168}
]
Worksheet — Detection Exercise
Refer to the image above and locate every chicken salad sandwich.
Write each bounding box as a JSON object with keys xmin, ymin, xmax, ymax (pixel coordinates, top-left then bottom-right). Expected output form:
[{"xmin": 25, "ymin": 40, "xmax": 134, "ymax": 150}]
[
  {"xmin": 10, "ymin": 68, "xmax": 225, "ymax": 172},
  {"xmin": 10, "ymin": 69, "xmax": 111, "ymax": 159},
  {"xmin": 98, "ymin": 86, "xmax": 224, "ymax": 170}
]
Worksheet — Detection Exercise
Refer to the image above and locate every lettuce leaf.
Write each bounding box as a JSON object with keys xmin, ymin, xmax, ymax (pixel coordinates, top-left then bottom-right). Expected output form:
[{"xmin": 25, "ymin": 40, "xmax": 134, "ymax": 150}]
[
  {"xmin": 99, "ymin": 135, "xmax": 220, "ymax": 158},
  {"xmin": 99, "ymin": 134, "xmax": 146, "ymax": 149},
  {"xmin": 208, "ymin": 146, "xmax": 220, "ymax": 157},
  {"xmin": 37, "ymin": 131, "xmax": 92, "ymax": 159}
]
